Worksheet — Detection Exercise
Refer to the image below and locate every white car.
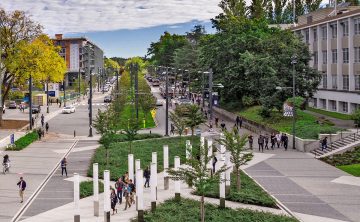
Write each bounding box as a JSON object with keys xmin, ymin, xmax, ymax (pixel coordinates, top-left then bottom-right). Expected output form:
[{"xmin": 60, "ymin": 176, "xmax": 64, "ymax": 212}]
[{"xmin": 62, "ymin": 105, "xmax": 76, "ymax": 114}]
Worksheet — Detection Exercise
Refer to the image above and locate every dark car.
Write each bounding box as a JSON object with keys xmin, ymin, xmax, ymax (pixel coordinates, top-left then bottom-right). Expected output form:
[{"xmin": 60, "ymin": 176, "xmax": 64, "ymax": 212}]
[
  {"xmin": 104, "ymin": 96, "xmax": 112, "ymax": 103},
  {"xmin": 31, "ymin": 105, "xmax": 41, "ymax": 114},
  {"xmin": 8, "ymin": 101, "xmax": 17, "ymax": 109}
]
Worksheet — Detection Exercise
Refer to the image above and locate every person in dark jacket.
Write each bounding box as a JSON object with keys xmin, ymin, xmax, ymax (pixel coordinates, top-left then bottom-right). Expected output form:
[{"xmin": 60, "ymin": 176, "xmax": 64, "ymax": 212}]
[
  {"xmin": 258, "ymin": 135, "xmax": 264, "ymax": 152},
  {"xmin": 61, "ymin": 157, "xmax": 68, "ymax": 177},
  {"xmin": 321, "ymin": 137, "xmax": 328, "ymax": 151},
  {"xmin": 143, "ymin": 167, "xmax": 150, "ymax": 188},
  {"xmin": 110, "ymin": 188, "xmax": 118, "ymax": 215},
  {"xmin": 283, "ymin": 134, "xmax": 289, "ymax": 151},
  {"xmin": 115, "ymin": 178, "xmax": 124, "ymax": 204},
  {"xmin": 17, "ymin": 177, "xmax": 27, "ymax": 203}
]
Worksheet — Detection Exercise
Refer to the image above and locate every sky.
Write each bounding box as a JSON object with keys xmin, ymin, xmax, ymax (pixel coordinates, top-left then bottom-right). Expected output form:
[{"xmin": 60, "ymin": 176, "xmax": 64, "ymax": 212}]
[{"xmin": 1, "ymin": 0, "xmax": 330, "ymax": 58}]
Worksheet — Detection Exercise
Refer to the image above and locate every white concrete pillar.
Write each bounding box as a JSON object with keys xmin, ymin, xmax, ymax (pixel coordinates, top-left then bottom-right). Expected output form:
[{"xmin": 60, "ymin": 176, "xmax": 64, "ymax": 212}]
[
  {"xmin": 74, "ymin": 173, "xmax": 80, "ymax": 222},
  {"xmin": 163, "ymin": 145, "xmax": 169, "ymax": 190},
  {"xmin": 186, "ymin": 140, "xmax": 191, "ymax": 160},
  {"xmin": 135, "ymin": 159, "xmax": 141, "ymax": 172},
  {"xmin": 225, "ymin": 151, "xmax": 231, "ymax": 195},
  {"xmin": 150, "ymin": 162, "xmax": 157, "ymax": 212},
  {"xmin": 152, "ymin": 152, "xmax": 158, "ymax": 200},
  {"xmin": 136, "ymin": 169, "xmax": 144, "ymax": 221},
  {"xmin": 220, "ymin": 144, "xmax": 226, "ymax": 160},
  {"xmin": 128, "ymin": 154, "xmax": 134, "ymax": 181},
  {"xmin": 93, "ymin": 163, "xmax": 99, "ymax": 217},
  {"xmin": 103, "ymin": 170, "xmax": 110, "ymax": 222},
  {"xmin": 207, "ymin": 139, "xmax": 213, "ymax": 170},
  {"xmin": 219, "ymin": 158, "xmax": 226, "ymax": 208},
  {"xmin": 174, "ymin": 156, "xmax": 181, "ymax": 201}
]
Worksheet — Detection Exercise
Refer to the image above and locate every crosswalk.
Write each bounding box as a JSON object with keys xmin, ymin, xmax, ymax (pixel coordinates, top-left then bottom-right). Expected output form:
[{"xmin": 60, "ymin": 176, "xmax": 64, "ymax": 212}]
[{"xmin": 79, "ymin": 103, "xmax": 108, "ymax": 106}]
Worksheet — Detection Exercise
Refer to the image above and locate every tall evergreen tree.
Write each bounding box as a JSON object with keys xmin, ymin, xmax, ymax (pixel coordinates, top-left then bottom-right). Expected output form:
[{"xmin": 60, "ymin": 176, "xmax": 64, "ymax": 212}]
[
  {"xmin": 212, "ymin": 0, "xmax": 247, "ymax": 30},
  {"xmin": 249, "ymin": 0, "xmax": 267, "ymax": 19}
]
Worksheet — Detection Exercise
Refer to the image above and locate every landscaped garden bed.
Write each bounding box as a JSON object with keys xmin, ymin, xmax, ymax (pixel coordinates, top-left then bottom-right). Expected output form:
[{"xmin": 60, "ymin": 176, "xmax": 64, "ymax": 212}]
[
  {"xmin": 6, "ymin": 131, "xmax": 38, "ymax": 151},
  {"xmin": 321, "ymin": 147, "xmax": 360, "ymax": 177}
]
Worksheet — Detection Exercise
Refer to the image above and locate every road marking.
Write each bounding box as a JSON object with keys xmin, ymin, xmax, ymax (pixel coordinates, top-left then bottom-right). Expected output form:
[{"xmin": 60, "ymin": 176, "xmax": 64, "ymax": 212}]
[
  {"xmin": 331, "ymin": 176, "xmax": 360, "ymax": 187},
  {"xmin": 53, "ymin": 145, "xmax": 99, "ymax": 154}
]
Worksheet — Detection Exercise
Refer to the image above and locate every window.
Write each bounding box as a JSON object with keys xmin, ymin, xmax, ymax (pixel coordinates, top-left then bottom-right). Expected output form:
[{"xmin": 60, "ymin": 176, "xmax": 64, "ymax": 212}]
[
  {"xmin": 343, "ymin": 75, "xmax": 349, "ymax": 90},
  {"xmin": 330, "ymin": 100, "xmax": 337, "ymax": 111},
  {"xmin": 305, "ymin": 29, "xmax": 309, "ymax": 43},
  {"xmin": 314, "ymin": 52, "xmax": 318, "ymax": 64},
  {"xmin": 60, "ymin": 48, "xmax": 66, "ymax": 54},
  {"xmin": 342, "ymin": 21, "xmax": 349, "ymax": 36},
  {"xmin": 332, "ymin": 49, "xmax": 337, "ymax": 63},
  {"xmin": 343, "ymin": 48, "xmax": 349, "ymax": 63},
  {"xmin": 332, "ymin": 75, "xmax": 337, "ymax": 89},
  {"xmin": 331, "ymin": 23, "xmax": 337, "ymax": 38},
  {"xmin": 313, "ymin": 28, "xmax": 317, "ymax": 41},
  {"xmin": 355, "ymin": 47, "xmax": 360, "ymax": 63},
  {"xmin": 355, "ymin": 75, "xmax": 360, "ymax": 90},
  {"xmin": 320, "ymin": 99, "xmax": 327, "ymax": 109},
  {"xmin": 321, "ymin": 26, "xmax": 327, "ymax": 40},
  {"xmin": 322, "ymin": 50, "xmax": 327, "ymax": 64},
  {"xmin": 322, "ymin": 74, "xmax": 327, "ymax": 89},
  {"xmin": 355, "ymin": 18, "xmax": 360, "ymax": 35},
  {"xmin": 312, "ymin": 98, "xmax": 317, "ymax": 108},
  {"xmin": 340, "ymin": 101, "xmax": 348, "ymax": 113}
]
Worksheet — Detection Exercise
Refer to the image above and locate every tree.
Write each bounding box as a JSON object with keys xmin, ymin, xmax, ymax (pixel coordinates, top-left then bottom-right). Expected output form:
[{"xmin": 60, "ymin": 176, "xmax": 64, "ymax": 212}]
[
  {"xmin": 123, "ymin": 117, "xmax": 140, "ymax": 153},
  {"xmin": 0, "ymin": 8, "xmax": 42, "ymax": 124},
  {"xmin": 184, "ymin": 104, "xmax": 205, "ymax": 135},
  {"xmin": 216, "ymin": 130, "xmax": 253, "ymax": 191},
  {"xmin": 139, "ymin": 93, "xmax": 155, "ymax": 121},
  {"xmin": 167, "ymin": 141, "xmax": 227, "ymax": 222},
  {"xmin": 248, "ymin": 0, "xmax": 267, "ymax": 19},
  {"xmin": 351, "ymin": 109, "xmax": 360, "ymax": 127},
  {"xmin": 169, "ymin": 110, "xmax": 187, "ymax": 136},
  {"xmin": 212, "ymin": 0, "xmax": 247, "ymax": 30},
  {"xmin": 104, "ymin": 57, "xmax": 121, "ymax": 77}
]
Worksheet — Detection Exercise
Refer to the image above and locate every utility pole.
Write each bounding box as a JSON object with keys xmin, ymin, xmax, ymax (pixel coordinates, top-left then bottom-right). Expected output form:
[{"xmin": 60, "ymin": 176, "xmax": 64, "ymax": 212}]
[
  {"xmin": 202, "ymin": 72, "xmax": 205, "ymax": 107},
  {"xmin": 208, "ymin": 68, "xmax": 213, "ymax": 121},
  {"xmin": 46, "ymin": 80, "xmax": 49, "ymax": 113},
  {"xmin": 63, "ymin": 75, "xmax": 66, "ymax": 107},
  {"xmin": 86, "ymin": 44, "xmax": 93, "ymax": 137},
  {"xmin": 134, "ymin": 63, "xmax": 139, "ymax": 119},
  {"xmin": 78, "ymin": 67, "xmax": 81, "ymax": 97},
  {"xmin": 165, "ymin": 67, "xmax": 169, "ymax": 136},
  {"xmin": 29, "ymin": 75, "xmax": 32, "ymax": 130},
  {"xmin": 291, "ymin": 55, "xmax": 297, "ymax": 149}
]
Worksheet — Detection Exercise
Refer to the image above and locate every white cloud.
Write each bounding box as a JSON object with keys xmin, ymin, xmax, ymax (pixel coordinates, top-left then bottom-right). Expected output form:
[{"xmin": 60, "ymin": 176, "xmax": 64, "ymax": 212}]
[{"xmin": 0, "ymin": 0, "xmax": 222, "ymax": 34}]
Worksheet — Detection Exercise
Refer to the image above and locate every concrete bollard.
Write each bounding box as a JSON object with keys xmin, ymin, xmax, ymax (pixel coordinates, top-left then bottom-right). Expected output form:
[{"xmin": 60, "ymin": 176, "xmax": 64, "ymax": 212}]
[
  {"xmin": 150, "ymin": 163, "xmax": 157, "ymax": 212},
  {"xmin": 152, "ymin": 152, "xmax": 158, "ymax": 200},
  {"xmin": 219, "ymin": 158, "xmax": 226, "ymax": 208},
  {"xmin": 74, "ymin": 173, "xmax": 80, "ymax": 222},
  {"xmin": 93, "ymin": 163, "xmax": 99, "ymax": 216},
  {"xmin": 174, "ymin": 156, "xmax": 181, "ymax": 202},
  {"xmin": 207, "ymin": 139, "xmax": 213, "ymax": 170},
  {"xmin": 163, "ymin": 145, "xmax": 169, "ymax": 190},
  {"xmin": 225, "ymin": 151, "xmax": 231, "ymax": 195},
  {"xmin": 136, "ymin": 169, "xmax": 144, "ymax": 222},
  {"xmin": 135, "ymin": 159, "xmax": 141, "ymax": 172},
  {"xmin": 104, "ymin": 170, "xmax": 110, "ymax": 222},
  {"xmin": 128, "ymin": 154, "xmax": 134, "ymax": 181}
]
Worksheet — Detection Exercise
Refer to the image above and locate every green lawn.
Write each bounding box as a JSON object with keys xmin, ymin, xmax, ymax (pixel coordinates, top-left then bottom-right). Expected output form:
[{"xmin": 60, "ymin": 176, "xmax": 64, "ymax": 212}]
[
  {"xmin": 88, "ymin": 136, "xmax": 199, "ymax": 181},
  {"xmin": 195, "ymin": 172, "xmax": 277, "ymax": 208},
  {"xmin": 136, "ymin": 198, "xmax": 298, "ymax": 222},
  {"xmin": 118, "ymin": 105, "xmax": 156, "ymax": 129},
  {"xmin": 337, "ymin": 164, "xmax": 360, "ymax": 177},
  {"xmin": 238, "ymin": 106, "xmax": 340, "ymax": 139},
  {"xmin": 307, "ymin": 107, "xmax": 352, "ymax": 120}
]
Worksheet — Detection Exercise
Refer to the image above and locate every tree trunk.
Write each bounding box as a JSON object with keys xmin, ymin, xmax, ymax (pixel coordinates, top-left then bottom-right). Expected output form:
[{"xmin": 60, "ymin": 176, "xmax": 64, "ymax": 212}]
[
  {"xmin": 191, "ymin": 127, "xmax": 194, "ymax": 135},
  {"xmin": 236, "ymin": 169, "xmax": 241, "ymax": 191},
  {"xmin": 200, "ymin": 195, "xmax": 205, "ymax": 222}
]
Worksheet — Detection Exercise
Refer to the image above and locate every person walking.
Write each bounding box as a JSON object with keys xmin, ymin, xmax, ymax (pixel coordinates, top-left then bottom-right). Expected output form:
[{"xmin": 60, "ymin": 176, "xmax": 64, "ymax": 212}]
[
  {"xmin": 270, "ymin": 133, "xmax": 276, "ymax": 150},
  {"xmin": 115, "ymin": 178, "xmax": 124, "ymax": 204},
  {"xmin": 17, "ymin": 177, "xmax": 26, "ymax": 203},
  {"xmin": 321, "ymin": 137, "xmax": 328, "ymax": 151},
  {"xmin": 110, "ymin": 189, "xmax": 118, "ymax": 215},
  {"xmin": 264, "ymin": 134, "xmax": 269, "ymax": 150},
  {"xmin": 170, "ymin": 124, "xmax": 175, "ymax": 135},
  {"xmin": 220, "ymin": 120, "xmax": 226, "ymax": 131},
  {"xmin": 258, "ymin": 135, "xmax": 264, "ymax": 152},
  {"xmin": 37, "ymin": 128, "xmax": 42, "ymax": 140},
  {"xmin": 40, "ymin": 114, "xmax": 44, "ymax": 127},
  {"xmin": 248, "ymin": 135, "xmax": 253, "ymax": 149},
  {"xmin": 281, "ymin": 133, "xmax": 286, "ymax": 148},
  {"xmin": 31, "ymin": 117, "xmax": 35, "ymax": 128},
  {"xmin": 276, "ymin": 133, "xmax": 281, "ymax": 148},
  {"xmin": 45, "ymin": 122, "xmax": 49, "ymax": 133},
  {"xmin": 143, "ymin": 167, "xmax": 150, "ymax": 188},
  {"xmin": 61, "ymin": 157, "xmax": 68, "ymax": 177},
  {"xmin": 215, "ymin": 117, "xmax": 219, "ymax": 128},
  {"xmin": 283, "ymin": 134, "xmax": 289, "ymax": 151},
  {"xmin": 128, "ymin": 179, "xmax": 136, "ymax": 205},
  {"xmin": 123, "ymin": 183, "xmax": 131, "ymax": 210},
  {"xmin": 212, "ymin": 156, "xmax": 218, "ymax": 174}
]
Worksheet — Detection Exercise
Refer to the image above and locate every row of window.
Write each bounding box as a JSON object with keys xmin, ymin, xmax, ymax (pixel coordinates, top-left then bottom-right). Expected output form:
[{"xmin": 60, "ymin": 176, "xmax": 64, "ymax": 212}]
[
  {"xmin": 304, "ymin": 18, "xmax": 360, "ymax": 43},
  {"xmin": 313, "ymin": 47, "xmax": 360, "ymax": 64},
  {"xmin": 322, "ymin": 74, "xmax": 352, "ymax": 90},
  {"xmin": 314, "ymin": 98, "xmax": 353, "ymax": 113}
]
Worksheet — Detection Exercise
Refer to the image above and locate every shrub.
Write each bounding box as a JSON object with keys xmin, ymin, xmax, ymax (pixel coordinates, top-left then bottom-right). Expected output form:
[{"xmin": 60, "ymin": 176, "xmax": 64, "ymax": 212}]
[
  {"xmin": 321, "ymin": 147, "xmax": 360, "ymax": 166},
  {"xmin": 258, "ymin": 107, "xmax": 271, "ymax": 118},
  {"xmin": 7, "ymin": 131, "xmax": 38, "ymax": 151},
  {"xmin": 80, "ymin": 181, "xmax": 104, "ymax": 198},
  {"xmin": 99, "ymin": 133, "xmax": 162, "ymax": 144}
]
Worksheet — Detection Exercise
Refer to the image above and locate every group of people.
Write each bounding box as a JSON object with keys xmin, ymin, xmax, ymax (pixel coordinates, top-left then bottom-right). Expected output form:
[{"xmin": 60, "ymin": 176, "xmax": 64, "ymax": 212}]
[
  {"xmin": 2, "ymin": 155, "xmax": 26, "ymax": 203},
  {"xmin": 255, "ymin": 133, "xmax": 289, "ymax": 152},
  {"xmin": 111, "ymin": 171, "xmax": 138, "ymax": 214},
  {"xmin": 35, "ymin": 114, "xmax": 49, "ymax": 140}
]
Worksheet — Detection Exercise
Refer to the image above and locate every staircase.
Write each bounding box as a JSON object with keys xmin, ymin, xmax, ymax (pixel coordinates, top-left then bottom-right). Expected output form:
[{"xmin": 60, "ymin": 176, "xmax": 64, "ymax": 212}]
[{"xmin": 311, "ymin": 133, "xmax": 360, "ymax": 158}]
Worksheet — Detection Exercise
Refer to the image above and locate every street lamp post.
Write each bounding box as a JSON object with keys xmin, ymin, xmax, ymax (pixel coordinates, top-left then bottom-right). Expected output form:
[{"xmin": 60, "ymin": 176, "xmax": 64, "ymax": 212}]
[
  {"xmin": 291, "ymin": 55, "xmax": 297, "ymax": 150},
  {"xmin": 78, "ymin": 67, "xmax": 81, "ymax": 98},
  {"xmin": 46, "ymin": 80, "xmax": 49, "ymax": 113},
  {"xmin": 165, "ymin": 67, "xmax": 169, "ymax": 137},
  {"xmin": 63, "ymin": 75, "xmax": 66, "ymax": 107},
  {"xmin": 208, "ymin": 69, "xmax": 213, "ymax": 121},
  {"xmin": 29, "ymin": 75, "xmax": 32, "ymax": 130},
  {"xmin": 83, "ymin": 43, "xmax": 93, "ymax": 137}
]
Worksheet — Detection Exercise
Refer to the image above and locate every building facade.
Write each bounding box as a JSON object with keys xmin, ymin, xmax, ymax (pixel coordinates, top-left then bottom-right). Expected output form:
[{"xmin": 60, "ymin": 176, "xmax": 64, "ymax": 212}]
[
  {"xmin": 53, "ymin": 34, "xmax": 104, "ymax": 87},
  {"xmin": 294, "ymin": 5, "xmax": 360, "ymax": 114}
]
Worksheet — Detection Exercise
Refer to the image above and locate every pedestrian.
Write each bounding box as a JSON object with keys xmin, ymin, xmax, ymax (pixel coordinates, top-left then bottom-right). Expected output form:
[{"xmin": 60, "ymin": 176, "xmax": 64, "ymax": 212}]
[
  {"xmin": 143, "ymin": 167, "xmax": 150, "ymax": 188},
  {"xmin": 264, "ymin": 134, "xmax": 269, "ymax": 150},
  {"xmin": 115, "ymin": 178, "xmax": 124, "ymax": 204},
  {"xmin": 74, "ymin": 130, "xmax": 76, "ymax": 138},
  {"xmin": 37, "ymin": 128, "xmax": 42, "ymax": 140},
  {"xmin": 56, "ymin": 98, "xmax": 59, "ymax": 105},
  {"xmin": 220, "ymin": 120, "xmax": 226, "ymax": 131},
  {"xmin": 41, "ymin": 114, "xmax": 44, "ymax": 127},
  {"xmin": 258, "ymin": 135, "xmax": 264, "ymax": 152},
  {"xmin": 59, "ymin": 101, "xmax": 62, "ymax": 108},
  {"xmin": 41, "ymin": 129, "xmax": 45, "ymax": 138},
  {"xmin": 122, "ymin": 172, "xmax": 129, "ymax": 183},
  {"xmin": 110, "ymin": 188, "xmax": 118, "ymax": 215},
  {"xmin": 17, "ymin": 177, "xmax": 26, "ymax": 203},
  {"xmin": 248, "ymin": 135, "xmax": 253, "ymax": 149},
  {"xmin": 232, "ymin": 124, "xmax": 238, "ymax": 134},
  {"xmin": 270, "ymin": 133, "xmax": 276, "ymax": 150},
  {"xmin": 31, "ymin": 117, "xmax": 35, "ymax": 127},
  {"xmin": 123, "ymin": 183, "xmax": 131, "ymax": 210},
  {"xmin": 61, "ymin": 157, "xmax": 68, "ymax": 177},
  {"xmin": 281, "ymin": 133, "xmax": 286, "ymax": 148},
  {"xmin": 283, "ymin": 134, "xmax": 289, "ymax": 151},
  {"xmin": 236, "ymin": 116, "xmax": 240, "ymax": 129},
  {"xmin": 128, "ymin": 179, "xmax": 136, "ymax": 205},
  {"xmin": 239, "ymin": 117, "xmax": 243, "ymax": 128},
  {"xmin": 209, "ymin": 121, "xmax": 214, "ymax": 132},
  {"xmin": 215, "ymin": 117, "xmax": 219, "ymax": 127},
  {"xmin": 45, "ymin": 122, "xmax": 49, "ymax": 133},
  {"xmin": 275, "ymin": 133, "xmax": 281, "ymax": 148},
  {"xmin": 170, "ymin": 124, "xmax": 175, "ymax": 135},
  {"xmin": 212, "ymin": 156, "xmax": 217, "ymax": 173},
  {"xmin": 321, "ymin": 137, "xmax": 328, "ymax": 151}
]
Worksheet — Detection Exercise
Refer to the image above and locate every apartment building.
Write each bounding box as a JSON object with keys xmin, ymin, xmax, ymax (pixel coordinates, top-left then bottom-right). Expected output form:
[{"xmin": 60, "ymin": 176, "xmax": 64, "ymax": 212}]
[
  {"xmin": 52, "ymin": 34, "xmax": 104, "ymax": 87},
  {"xmin": 293, "ymin": 4, "xmax": 360, "ymax": 114}
]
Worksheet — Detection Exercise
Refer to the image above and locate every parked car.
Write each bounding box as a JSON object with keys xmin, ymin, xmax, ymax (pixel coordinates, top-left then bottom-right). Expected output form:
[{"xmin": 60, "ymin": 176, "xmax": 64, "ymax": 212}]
[
  {"xmin": 104, "ymin": 96, "xmax": 112, "ymax": 103},
  {"xmin": 152, "ymin": 79, "xmax": 160, "ymax": 87},
  {"xmin": 62, "ymin": 105, "xmax": 76, "ymax": 114},
  {"xmin": 156, "ymin": 99, "xmax": 163, "ymax": 106},
  {"xmin": 8, "ymin": 101, "xmax": 17, "ymax": 109},
  {"xmin": 32, "ymin": 105, "xmax": 41, "ymax": 114}
]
